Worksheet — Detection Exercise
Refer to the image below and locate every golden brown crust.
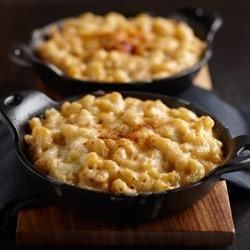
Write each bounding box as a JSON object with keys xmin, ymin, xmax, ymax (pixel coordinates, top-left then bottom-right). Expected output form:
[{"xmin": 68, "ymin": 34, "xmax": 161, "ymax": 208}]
[
  {"xmin": 24, "ymin": 92, "xmax": 223, "ymax": 194},
  {"xmin": 37, "ymin": 12, "xmax": 206, "ymax": 83}
]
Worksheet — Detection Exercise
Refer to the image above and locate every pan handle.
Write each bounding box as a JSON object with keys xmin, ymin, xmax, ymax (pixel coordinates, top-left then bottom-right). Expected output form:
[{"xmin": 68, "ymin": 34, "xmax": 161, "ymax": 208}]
[
  {"xmin": 0, "ymin": 90, "xmax": 55, "ymax": 139},
  {"xmin": 212, "ymin": 135, "xmax": 250, "ymax": 176},
  {"xmin": 172, "ymin": 7, "xmax": 223, "ymax": 42},
  {"xmin": 9, "ymin": 44, "xmax": 37, "ymax": 67}
]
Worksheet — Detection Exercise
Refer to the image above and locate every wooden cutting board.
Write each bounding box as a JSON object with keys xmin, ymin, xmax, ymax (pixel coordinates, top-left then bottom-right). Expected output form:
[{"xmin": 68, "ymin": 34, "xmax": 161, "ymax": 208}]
[{"xmin": 16, "ymin": 67, "xmax": 235, "ymax": 247}]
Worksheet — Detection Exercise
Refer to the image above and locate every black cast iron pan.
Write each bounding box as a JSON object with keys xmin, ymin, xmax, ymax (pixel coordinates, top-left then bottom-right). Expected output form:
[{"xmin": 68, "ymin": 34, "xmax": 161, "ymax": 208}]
[
  {"xmin": 0, "ymin": 90, "xmax": 249, "ymax": 220},
  {"xmin": 9, "ymin": 7, "xmax": 222, "ymax": 96}
]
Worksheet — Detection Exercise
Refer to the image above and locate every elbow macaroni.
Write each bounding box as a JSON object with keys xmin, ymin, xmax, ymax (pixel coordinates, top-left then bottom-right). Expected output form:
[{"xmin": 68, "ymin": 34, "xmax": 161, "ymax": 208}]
[
  {"xmin": 25, "ymin": 92, "xmax": 223, "ymax": 194},
  {"xmin": 37, "ymin": 12, "xmax": 206, "ymax": 83}
]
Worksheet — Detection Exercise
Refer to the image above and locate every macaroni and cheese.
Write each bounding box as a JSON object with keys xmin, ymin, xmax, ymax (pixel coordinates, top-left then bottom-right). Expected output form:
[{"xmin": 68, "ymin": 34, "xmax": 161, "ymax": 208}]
[
  {"xmin": 37, "ymin": 12, "xmax": 206, "ymax": 83},
  {"xmin": 25, "ymin": 92, "xmax": 223, "ymax": 194}
]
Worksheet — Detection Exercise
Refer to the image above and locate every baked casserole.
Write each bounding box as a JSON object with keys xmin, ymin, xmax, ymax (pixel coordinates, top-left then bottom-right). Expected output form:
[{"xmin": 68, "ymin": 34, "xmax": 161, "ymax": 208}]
[
  {"xmin": 37, "ymin": 12, "xmax": 206, "ymax": 83},
  {"xmin": 24, "ymin": 92, "xmax": 223, "ymax": 194}
]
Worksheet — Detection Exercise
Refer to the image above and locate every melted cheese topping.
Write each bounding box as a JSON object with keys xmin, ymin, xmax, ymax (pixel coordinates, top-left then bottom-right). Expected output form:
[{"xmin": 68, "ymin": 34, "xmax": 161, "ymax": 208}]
[
  {"xmin": 37, "ymin": 12, "xmax": 206, "ymax": 83},
  {"xmin": 25, "ymin": 92, "xmax": 223, "ymax": 194}
]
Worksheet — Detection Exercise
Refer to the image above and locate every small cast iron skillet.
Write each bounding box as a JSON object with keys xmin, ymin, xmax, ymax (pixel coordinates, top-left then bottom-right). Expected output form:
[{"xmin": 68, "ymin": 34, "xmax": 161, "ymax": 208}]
[
  {"xmin": 0, "ymin": 90, "xmax": 249, "ymax": 220},
  {"xmin": 9, "ymin": 7, "xmax": 222, "ymax": 96}
]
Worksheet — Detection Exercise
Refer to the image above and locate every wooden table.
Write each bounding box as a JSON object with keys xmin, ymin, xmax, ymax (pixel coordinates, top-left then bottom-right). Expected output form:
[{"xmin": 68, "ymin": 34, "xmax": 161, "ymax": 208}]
[{"xmin": 16, "ymin": 67, "xmax": 235, "ymax": 247}]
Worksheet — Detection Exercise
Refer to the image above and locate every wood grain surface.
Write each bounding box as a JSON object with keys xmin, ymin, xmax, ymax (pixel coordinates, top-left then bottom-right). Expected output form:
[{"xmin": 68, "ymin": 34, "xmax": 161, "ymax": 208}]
[
  {"xmin": 194, "ymin": 66, "xmax": 212, "ymax": 90},
  {"xmin": 16, "ymin": 67, "xmax": 235, "ymax": 247},
  {"xmin": 16, "ymin": 182, "xmax": 234, "ymax": 246}
]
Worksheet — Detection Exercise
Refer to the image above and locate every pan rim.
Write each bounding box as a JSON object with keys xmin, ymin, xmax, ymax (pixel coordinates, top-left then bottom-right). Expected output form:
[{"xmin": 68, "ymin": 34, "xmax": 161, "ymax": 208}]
[{"xmin": 14, "ymin": 90, "xmax": 231, "ymax": 199}]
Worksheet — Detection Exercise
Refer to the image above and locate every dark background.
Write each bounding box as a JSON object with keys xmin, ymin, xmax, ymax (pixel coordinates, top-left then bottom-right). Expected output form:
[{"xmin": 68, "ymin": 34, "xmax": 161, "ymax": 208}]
[
  {"xmin": 1, "ymin": 0, "xmax": 250, "ymax": 107},
  {"xmin": 0, "ymin": 1, "xmax": 250, "ymax": 250}
]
